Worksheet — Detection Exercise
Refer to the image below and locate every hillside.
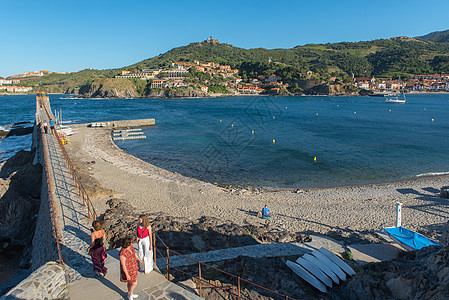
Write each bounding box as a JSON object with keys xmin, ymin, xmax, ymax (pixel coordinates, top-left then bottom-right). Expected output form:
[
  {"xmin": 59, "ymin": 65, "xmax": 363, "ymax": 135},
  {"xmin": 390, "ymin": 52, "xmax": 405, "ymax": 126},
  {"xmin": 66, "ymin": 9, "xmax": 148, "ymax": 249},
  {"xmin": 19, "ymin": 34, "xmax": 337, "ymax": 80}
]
[
  {"xmin": 417, "ymin": 29, "xmax": 449, "ymax": 43},
  {"xmin": 14, "ymin": 31, "xmax": 449, "ymax": 97}
]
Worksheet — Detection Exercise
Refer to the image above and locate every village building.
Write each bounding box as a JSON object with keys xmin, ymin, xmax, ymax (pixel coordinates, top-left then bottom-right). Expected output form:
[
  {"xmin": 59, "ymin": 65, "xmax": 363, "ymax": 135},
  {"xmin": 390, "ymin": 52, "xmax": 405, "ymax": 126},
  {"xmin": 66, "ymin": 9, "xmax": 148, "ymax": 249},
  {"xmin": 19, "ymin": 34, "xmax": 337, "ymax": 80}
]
[{"xmin": 150, "ymin": 79, "xmax": 167, "ymax": 89}]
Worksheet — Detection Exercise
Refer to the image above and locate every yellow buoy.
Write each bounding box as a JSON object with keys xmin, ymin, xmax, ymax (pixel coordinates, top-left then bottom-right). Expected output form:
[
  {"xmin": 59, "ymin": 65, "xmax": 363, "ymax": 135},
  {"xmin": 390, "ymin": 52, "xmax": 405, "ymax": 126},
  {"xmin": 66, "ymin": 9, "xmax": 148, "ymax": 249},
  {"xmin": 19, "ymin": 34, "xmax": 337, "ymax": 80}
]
[
  {"xmin": 220, "ymin": 120, "xmax": 222, "ymax": 122},
  {"xmin": 432, "ymin": 118, "xmax": 435, "ymax": 122},
  {"xmin": 314, "ymin": 157, "xmax": 317, "ymax": 162},
  {"xmin": 273, "ymin": 116, "xmax": 275, "ymax": 119},
  {"xmin": 231, "ymin": 124, "xmax": 234, "ymax": 127},
  {"xmin": 316, "ymin": 113, "xmax": 318, "ymax": 116},
  {"xmin": 252, "ymin": 130, "xmax": 254, "ymax": 135},
  {"xmin": 273, "ymin": 139, "xmax": 275, "ymax": 144}
]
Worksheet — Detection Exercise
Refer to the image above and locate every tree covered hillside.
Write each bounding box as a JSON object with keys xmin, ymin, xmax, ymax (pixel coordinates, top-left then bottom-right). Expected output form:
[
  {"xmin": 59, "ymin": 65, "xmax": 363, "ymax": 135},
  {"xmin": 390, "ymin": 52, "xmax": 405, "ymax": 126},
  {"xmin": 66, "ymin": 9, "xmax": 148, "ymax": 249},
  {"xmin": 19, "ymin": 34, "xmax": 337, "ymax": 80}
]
[
  {"xmin": 15, "ymin": 31, "xmax": 449, "ymax": 94},
  {"xmin": 132, "ymin": 36, "xmax": 449, "ymax": 80}
]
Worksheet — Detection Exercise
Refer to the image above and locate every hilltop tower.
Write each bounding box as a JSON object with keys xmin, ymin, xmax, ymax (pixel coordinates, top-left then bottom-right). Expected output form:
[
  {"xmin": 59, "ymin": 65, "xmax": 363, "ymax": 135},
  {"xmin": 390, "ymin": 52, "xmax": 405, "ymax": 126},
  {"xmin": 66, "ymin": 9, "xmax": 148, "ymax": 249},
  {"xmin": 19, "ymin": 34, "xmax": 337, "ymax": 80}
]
[{"xmin": 205, "ymin": 36, "xmax": 220, "ymax": 44}]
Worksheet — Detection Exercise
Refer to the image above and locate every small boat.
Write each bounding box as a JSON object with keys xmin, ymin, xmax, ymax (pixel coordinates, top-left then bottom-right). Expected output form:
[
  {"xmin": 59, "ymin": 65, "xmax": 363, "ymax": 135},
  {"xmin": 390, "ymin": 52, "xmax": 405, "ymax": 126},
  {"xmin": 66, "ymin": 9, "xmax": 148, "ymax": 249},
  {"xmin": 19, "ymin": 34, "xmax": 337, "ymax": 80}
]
[
  {"xmin": 311, "ymin": 250, "xmax": 347, "ymax": 281},
  {"xmin": 286, "ymin": 260, "xmax": 327, "ymax": 293},
  {"xmin": 302, "ymin": 253, "xmax": 340, "ymax": 284},
  {"xmin": 318, "ymin": 248, "xmax": 356, "ymax": 276},
  {"xmin": 385, "ymin": 96, "xmax": 406, "ymax": 104},
  {"xmin": 383, "ymin": 226, "xmax": 440, "ymax": 251},
  {"xmin": 385, "ymin": 80, "xmax": 406, "ymax": 103},
  {"xmin": 295, "ymin": 257, "xmax": 333, "ymax": 287}
]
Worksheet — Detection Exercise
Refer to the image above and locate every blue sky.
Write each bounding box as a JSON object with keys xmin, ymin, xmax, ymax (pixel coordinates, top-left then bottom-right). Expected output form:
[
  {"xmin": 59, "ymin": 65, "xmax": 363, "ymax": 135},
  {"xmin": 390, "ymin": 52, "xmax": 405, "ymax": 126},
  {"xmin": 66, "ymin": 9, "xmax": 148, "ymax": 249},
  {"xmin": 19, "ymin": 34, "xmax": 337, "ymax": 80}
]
[{"xmin": 1, "ymin": 0, "xmax": 449, "ymax": 78}]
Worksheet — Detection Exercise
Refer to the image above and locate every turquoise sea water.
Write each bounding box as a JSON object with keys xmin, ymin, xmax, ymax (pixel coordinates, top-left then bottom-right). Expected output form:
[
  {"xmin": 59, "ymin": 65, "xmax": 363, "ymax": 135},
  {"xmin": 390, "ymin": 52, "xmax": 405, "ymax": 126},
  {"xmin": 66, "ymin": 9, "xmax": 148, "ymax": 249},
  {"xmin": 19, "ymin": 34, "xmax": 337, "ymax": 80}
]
[{"xmin": 1, "ymin": 94, "xmax": 449, "ymax": 188}]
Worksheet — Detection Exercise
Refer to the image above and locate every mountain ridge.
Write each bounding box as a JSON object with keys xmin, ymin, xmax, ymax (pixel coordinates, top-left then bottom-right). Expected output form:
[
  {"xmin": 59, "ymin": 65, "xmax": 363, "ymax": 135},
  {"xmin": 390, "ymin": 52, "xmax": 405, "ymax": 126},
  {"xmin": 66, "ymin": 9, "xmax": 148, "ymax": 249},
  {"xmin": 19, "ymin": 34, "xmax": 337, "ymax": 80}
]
[{"xmin": 15, "ymin": 30, "xmax": 449, "ymax": 97}]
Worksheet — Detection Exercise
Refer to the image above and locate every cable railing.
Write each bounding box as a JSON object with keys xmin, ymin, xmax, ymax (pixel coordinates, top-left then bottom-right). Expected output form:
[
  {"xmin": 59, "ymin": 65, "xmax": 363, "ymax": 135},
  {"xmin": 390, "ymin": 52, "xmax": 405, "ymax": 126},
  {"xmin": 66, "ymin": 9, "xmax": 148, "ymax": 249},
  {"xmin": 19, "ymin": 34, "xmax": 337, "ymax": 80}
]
[
  {"xmin": 152, "ymin": 232, "xmax": 295, "ymax": 300},
  {"xmin": 37, "ymin": 94, "xmax": 97, "ymax": 220}
]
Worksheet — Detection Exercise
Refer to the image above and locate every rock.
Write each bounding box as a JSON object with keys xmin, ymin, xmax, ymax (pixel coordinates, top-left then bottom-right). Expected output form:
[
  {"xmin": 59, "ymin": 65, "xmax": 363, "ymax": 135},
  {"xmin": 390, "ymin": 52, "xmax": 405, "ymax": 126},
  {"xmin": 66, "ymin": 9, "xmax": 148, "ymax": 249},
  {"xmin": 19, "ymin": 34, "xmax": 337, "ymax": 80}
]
[{"xmin": 386, "ymin": 276, "xmax": 413, "ymax": 299}]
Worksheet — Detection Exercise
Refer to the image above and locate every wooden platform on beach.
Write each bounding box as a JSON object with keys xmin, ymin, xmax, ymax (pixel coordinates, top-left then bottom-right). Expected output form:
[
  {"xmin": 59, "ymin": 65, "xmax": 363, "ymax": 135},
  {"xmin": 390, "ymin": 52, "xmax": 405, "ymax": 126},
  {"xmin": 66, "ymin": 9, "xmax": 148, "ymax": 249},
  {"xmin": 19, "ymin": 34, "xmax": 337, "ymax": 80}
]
[{"xmin": 89, "ymin": 118, "xmax": 155, "ymax": 129}]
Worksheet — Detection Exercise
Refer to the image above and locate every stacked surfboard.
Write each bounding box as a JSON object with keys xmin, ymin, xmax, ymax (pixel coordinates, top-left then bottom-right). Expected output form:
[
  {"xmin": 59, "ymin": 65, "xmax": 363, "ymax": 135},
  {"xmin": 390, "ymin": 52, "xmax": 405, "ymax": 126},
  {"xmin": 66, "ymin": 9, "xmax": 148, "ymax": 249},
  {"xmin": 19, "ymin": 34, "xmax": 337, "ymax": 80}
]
[{"xmin": 286, "ymin": 247, "xmax": 356, "ymax": 293}]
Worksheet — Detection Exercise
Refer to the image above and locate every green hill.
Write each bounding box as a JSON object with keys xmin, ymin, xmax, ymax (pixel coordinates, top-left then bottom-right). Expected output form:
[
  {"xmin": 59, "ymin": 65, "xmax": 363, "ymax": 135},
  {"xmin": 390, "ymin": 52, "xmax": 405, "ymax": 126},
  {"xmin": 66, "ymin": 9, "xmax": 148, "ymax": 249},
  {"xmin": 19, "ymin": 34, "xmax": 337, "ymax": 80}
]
[
  {"xmin": 16, "ymin": 30, "xmax": 449, "ymax": 96},
  {"xmin": 417, "ymin": 29, "xmax": 449, "ymax": 43},
  {"xmin": 131, "ymin": 36, "xmax": 449, "ymax": 81}
]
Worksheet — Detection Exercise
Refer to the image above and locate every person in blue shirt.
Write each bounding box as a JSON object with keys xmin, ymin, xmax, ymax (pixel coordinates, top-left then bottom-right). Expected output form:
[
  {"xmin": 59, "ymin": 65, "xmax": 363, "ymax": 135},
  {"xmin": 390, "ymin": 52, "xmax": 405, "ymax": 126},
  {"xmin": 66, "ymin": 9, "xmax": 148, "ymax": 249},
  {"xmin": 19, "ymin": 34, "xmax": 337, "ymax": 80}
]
[
  {"xmin": 262, "ymin": 205, "xmax": 272, "ymax": 218},
  {"xmin": 49, "ymin": 119, "xmax": 55, "ymax": 134}
]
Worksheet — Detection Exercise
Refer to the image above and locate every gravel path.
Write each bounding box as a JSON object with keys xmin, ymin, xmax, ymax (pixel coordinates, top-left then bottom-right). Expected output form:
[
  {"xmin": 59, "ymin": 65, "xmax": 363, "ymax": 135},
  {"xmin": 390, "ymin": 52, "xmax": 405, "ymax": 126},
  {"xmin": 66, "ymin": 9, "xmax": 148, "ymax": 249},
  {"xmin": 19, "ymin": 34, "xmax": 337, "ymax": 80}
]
[{"xmin": 66, "ymin": 125, "xmax": 449, "ymax": 241}]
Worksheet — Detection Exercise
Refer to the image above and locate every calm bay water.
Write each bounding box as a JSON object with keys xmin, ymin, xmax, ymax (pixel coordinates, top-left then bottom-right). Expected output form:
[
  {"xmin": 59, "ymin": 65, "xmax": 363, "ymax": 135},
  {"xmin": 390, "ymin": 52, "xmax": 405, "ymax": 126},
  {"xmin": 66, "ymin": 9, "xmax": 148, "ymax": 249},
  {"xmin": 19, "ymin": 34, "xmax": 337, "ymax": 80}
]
[{"xmin": 1, "ymin": 94, "xmax": 449, "ymax": 188}]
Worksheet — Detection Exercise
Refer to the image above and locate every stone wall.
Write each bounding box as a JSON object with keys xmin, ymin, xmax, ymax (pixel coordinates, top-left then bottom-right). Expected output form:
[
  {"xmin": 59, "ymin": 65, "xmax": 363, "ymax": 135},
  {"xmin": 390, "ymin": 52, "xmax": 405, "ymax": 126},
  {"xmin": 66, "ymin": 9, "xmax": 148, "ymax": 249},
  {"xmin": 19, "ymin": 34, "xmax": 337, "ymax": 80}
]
[
  {"xmin": 30, "ymin": 118, "xmax": 62, "ymax": 270},
  {"xmin": 3, "ymin": 106, "xmax": 69, "ymax": 299},
  {"xmin": 1, "ymin": 261, "xmax": 68, "ymax": 300}
]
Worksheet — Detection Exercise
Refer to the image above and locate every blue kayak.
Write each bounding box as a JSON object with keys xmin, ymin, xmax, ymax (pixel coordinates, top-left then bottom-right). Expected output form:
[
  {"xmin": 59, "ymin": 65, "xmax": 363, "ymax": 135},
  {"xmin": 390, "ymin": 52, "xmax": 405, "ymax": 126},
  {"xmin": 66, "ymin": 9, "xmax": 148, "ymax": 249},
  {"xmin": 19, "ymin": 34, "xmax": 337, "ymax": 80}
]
[{"xmin": 384, "ymin": 226, "xmax": 440, "ymax": 251}]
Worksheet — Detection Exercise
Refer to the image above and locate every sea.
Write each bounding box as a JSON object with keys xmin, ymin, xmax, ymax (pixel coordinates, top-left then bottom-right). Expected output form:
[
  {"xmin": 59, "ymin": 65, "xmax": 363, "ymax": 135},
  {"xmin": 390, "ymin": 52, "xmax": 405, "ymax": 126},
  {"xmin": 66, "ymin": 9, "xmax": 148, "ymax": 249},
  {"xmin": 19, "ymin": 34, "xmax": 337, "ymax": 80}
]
[{"xmin": 1, "ymin": 94, "xmax": 449, "ymax": 188}]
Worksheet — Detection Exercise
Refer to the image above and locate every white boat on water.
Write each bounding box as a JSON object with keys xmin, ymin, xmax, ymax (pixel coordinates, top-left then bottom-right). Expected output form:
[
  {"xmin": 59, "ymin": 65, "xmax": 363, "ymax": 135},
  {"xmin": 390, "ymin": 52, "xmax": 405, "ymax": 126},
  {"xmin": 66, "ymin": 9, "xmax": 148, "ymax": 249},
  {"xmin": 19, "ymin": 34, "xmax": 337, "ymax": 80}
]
[
  {"xmin": 385, "ymin": 95, "xmax": 406, "ymax": 104},
  {"xmin": 385, "ymin": 80, "xmax": 407, "ymax": 103}
]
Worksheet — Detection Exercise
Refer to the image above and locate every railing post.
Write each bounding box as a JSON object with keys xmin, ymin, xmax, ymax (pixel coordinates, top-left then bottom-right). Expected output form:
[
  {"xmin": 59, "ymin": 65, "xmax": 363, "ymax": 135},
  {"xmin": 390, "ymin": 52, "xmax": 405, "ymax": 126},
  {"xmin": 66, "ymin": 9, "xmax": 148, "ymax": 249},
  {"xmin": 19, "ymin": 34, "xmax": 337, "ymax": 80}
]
[
  {"xmin": 238, "ymin": 277, "xmax": 241, "ymax": 300},
  {"xmin": 153, "ymin": 232, "xmax": 156, "ymax": 266},
  {"xmin": 198, "ymin": 262, "xmax": 202, "ymax": 297},
  {"xmin": 166, "ymin": 247, "xmax": 170, "ymax": 280}
]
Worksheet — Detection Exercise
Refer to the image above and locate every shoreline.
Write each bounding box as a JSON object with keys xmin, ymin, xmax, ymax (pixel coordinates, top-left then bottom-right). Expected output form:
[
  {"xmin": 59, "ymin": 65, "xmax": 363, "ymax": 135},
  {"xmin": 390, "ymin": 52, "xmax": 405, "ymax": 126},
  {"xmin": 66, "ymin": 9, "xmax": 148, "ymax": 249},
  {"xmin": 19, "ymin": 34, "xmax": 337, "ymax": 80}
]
[
  {"xmin": 65, "ymin": 124, "xmax": 449, "ymax": 239},
  {"xmin": 2, "ymin": 90, "xmax": 449, "ymax": 99},
  {"xmin": 61, "ymin": 90, "xmax": 449, "ymax": 99}
]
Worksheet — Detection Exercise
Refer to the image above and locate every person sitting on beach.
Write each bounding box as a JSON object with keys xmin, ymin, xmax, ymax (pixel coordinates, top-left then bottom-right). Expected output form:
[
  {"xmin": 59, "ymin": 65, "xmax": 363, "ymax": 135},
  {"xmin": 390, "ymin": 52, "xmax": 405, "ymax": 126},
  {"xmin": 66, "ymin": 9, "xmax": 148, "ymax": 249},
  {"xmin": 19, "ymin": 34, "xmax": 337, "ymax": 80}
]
[{"xmin": 257, "ymin": 205, "xmax": 272, "ymax": 219}]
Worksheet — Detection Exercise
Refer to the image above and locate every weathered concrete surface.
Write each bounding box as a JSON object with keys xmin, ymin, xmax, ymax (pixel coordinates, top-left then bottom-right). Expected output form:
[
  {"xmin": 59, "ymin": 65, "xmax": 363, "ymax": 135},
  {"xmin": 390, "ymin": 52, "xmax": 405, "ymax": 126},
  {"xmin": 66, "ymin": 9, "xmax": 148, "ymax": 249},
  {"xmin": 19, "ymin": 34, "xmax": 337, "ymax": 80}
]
[
  {"xmin": 158, "ymin": 234, "xmax": 346, "ymax": 269},
  {"xmin": 69, "ymin": 248, "xmax": 202, "ymax": 300},
  {"xmin": 348, "ymin": 243, "xmax": 404, "ymax": 264}
]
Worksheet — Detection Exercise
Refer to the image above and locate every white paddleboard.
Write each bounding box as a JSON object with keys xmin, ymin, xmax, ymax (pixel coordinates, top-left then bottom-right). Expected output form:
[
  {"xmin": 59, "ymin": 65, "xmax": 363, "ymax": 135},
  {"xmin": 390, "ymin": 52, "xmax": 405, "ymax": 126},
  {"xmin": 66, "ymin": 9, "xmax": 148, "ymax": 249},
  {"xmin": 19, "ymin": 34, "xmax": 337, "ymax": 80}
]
[
  {"xmin": 295, "ymin": 257, "xmax": 333, "ymax": 288},
  {"xmin": 302, "ymin": 253, "xmax": 339, "ymax": 284},
  {"xmin": 311, "ymin": 250, "xmax": 347, "ymax": 281},
  {"xmin": 286, "ymin": 260, "xmax": 327, "ymax": 293},
  {"xmin": 318, "ymin": 247, "xmax": 356, "ymax": 276}
]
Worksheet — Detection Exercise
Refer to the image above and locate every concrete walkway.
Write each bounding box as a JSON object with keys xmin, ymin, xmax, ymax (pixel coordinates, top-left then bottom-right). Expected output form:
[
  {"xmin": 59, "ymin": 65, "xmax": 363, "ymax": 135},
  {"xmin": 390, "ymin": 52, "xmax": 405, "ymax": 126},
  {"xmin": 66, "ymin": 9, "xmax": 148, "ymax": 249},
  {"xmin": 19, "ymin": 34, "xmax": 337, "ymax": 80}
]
[
  {"xmin": 158, "ymin": 235, "xmax": 346, "ymax": 269},
  {"xmin": 69, "ymin": 248, "xmax": 201, "ymax": 300},
  {"xmin": 39, "ymin": 102, "xmax": 201, "ymax": 299}
]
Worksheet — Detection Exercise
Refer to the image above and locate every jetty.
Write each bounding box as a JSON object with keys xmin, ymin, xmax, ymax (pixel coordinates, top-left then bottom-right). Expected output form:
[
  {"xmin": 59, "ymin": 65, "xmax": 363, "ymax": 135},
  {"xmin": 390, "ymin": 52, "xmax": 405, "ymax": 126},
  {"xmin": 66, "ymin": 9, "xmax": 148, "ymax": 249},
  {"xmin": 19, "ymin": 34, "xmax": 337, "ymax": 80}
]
[
  {"xmin": 3, "ymin": 94, "xmax": 197, "ymax": 299},
  {"xmin": 112, "ymin": 128, "xmax": 147, "ymax": 141}
]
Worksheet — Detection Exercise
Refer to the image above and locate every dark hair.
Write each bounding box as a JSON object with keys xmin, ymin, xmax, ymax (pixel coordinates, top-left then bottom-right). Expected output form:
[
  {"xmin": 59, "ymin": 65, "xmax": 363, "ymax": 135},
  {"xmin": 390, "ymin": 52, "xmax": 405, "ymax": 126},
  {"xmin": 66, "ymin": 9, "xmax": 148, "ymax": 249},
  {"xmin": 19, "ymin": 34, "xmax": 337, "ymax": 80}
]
[
  {"xmin": 92, "ymin": 220, "xmax": 102, "ymax": 231},
  {"xmin": 121, "ymin": 236, "xmax": 134, "ymax": 248}
]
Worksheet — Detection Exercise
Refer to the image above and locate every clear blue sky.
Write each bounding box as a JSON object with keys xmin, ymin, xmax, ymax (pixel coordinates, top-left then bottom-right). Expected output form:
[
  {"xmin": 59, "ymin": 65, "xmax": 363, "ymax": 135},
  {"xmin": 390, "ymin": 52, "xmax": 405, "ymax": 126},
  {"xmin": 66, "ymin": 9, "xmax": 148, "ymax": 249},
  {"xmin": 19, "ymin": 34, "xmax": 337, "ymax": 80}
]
[{"xmin": 1, "ymin": 0, "xmax": 449, "ymax": 78}]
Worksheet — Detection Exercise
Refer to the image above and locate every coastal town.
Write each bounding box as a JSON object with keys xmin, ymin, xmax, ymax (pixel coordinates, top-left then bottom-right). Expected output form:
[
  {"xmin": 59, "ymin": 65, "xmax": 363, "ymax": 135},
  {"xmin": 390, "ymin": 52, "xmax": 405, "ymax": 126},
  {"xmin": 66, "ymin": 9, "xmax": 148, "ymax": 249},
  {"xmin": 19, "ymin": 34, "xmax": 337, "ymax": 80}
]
[{"xmin": 3, "ymin": 65, "xmax": 449, "ymax": 96}]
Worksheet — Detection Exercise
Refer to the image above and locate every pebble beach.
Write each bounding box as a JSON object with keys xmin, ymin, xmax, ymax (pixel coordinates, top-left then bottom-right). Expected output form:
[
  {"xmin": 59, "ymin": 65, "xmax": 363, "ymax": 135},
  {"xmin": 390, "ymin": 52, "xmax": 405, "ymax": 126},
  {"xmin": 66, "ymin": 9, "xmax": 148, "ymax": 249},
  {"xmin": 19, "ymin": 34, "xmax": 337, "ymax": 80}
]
[{"xmin": 66, "ymin": 124, "xmax": 449, "ymax": 241}]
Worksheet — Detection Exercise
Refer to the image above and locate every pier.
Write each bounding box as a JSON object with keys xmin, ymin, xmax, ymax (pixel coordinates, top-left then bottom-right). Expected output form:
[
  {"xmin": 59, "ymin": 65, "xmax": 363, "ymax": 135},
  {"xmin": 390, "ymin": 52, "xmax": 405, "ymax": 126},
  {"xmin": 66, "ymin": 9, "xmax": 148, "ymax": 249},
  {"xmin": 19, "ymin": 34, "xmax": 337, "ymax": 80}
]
[{"xmin": 3, "ymin": 94, "xmax": 197, "ymax": 299}]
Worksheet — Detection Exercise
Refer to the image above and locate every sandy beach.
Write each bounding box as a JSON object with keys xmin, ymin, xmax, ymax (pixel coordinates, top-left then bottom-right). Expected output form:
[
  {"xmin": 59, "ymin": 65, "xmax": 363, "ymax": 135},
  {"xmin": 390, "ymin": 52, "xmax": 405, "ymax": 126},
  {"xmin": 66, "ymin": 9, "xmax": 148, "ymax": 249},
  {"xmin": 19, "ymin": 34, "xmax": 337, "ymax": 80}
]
[{"xmin": 65, "ymin": 124, "xmax": 449, "ymax": 241}]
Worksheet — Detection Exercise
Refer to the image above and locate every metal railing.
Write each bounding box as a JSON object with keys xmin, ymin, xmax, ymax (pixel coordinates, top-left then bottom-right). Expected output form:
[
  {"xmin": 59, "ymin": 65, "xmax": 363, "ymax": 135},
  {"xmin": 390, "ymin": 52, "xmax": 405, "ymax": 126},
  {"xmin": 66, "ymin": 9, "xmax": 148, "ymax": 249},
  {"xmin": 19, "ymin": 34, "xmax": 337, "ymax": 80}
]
[
  {"xmin": 37, "ymin": 95, "xmax": 97, "ymax": 220},
  {"xmin": 153, "ymin": 232, "xmax": 295, "ymax": 300}
]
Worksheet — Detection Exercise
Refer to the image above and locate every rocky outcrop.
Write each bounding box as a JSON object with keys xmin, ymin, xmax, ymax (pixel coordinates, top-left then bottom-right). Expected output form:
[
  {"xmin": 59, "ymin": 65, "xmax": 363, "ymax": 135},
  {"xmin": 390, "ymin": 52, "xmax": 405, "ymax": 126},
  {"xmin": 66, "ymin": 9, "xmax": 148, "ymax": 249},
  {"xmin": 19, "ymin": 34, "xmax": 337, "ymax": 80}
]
[
  {"xmin": 304, "ymin": 83, "xmax": 356, "ymax": 95},
  {"xmin": 338, "ymin": 223, "xmax": 449, "ymax": 299},
  {"xmin": 78, "ymin": 78, "xmax": 140, "ymax": 98},
  {"xmin": 76, "ymin": 78, "xmax": 209, "ymax": 99},
  {"xmin": 0, "ymin": 150, "xmax": 41, "ymax": 270},
  {"xmin": 146, "ymin": 88, "xmax": 208, "ymax": 98},
  {"xmin": 101, "ymin": 199, "xmax": 310, "ymax": 252}
]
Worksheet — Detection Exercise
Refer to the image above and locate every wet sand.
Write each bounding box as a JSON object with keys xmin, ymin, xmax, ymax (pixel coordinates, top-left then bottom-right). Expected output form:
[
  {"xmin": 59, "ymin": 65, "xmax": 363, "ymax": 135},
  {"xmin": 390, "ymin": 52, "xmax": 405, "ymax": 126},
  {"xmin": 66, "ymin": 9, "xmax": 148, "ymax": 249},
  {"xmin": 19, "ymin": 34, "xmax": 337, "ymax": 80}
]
[{"xmin": 65, "ymin": 125, "xmax": 449, "ymax": 239}]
